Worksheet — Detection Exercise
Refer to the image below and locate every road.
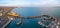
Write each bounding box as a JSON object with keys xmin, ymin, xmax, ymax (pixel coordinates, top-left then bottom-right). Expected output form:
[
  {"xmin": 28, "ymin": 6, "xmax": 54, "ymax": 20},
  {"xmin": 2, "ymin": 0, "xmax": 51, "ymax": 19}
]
[{"xmin": 0, "ymin": 7, "xmax": 15, "ymax": 28}]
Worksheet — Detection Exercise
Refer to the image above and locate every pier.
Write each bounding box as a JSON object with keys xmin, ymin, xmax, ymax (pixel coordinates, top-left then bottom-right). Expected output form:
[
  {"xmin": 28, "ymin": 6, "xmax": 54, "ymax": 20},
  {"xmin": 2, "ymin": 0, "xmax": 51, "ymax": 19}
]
[{"xmin": 0, "ymin": 7, "xmax": 60, "ymax": 28}]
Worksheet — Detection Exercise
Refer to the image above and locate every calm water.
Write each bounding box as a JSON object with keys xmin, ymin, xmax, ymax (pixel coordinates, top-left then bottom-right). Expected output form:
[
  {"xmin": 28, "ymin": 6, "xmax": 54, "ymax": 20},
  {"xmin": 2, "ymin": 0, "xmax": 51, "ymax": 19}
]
[{"xmin": 6, "ymin": 7, "xmax": 60, "ymax": 28}]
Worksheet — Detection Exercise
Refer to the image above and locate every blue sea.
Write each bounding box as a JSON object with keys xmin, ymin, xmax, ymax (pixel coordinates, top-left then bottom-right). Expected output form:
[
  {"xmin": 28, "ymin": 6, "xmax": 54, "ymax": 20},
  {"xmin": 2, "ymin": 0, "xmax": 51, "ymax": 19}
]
[{"xmin": 6, "ymin": 7, "xmax": 60, "ymax": 28}]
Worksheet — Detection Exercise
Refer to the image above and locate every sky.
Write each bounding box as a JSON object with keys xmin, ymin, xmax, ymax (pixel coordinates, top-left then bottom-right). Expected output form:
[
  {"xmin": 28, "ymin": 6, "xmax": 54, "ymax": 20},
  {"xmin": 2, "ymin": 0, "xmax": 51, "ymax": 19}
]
[{"xmin": 0, "ymin": 0, "xmax": 60, "ymax": 7}]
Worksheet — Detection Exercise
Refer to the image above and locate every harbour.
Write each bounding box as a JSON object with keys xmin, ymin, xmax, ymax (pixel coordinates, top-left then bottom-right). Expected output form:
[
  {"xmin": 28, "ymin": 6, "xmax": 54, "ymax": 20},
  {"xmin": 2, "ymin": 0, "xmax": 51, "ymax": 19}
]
[{"xmin": 0, "ymin": 7, "xmax": 60, "ymax": 28}]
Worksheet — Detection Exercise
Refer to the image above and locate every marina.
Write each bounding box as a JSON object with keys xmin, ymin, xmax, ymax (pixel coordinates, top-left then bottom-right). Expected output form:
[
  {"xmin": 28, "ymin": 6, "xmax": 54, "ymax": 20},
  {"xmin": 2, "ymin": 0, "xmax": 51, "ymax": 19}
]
[
  {"xmin": 0, "ymin": 0, "xmax": 60, "ymax": 28},
  {"xmin": 0, "ymin": 7, "xmax": 60, "ymax": 28}
]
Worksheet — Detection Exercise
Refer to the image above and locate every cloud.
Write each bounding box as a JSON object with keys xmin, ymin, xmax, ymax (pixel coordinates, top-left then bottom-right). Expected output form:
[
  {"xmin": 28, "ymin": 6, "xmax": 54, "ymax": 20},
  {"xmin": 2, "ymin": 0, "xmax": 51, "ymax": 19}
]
[
  {"xmin": 0, "ymin": 0, "xmax": 60, "ymax": 7},
  {"xmin": 43, "ymin": 0, "xmax": 60, "ymax": 6},
  {"xmin": 0, "ymin": 0, "xmax": 31, "ymax": 7},
  {"xmin": 33, "ymin": 0, "xmax": 60, "ymax": 7}
]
